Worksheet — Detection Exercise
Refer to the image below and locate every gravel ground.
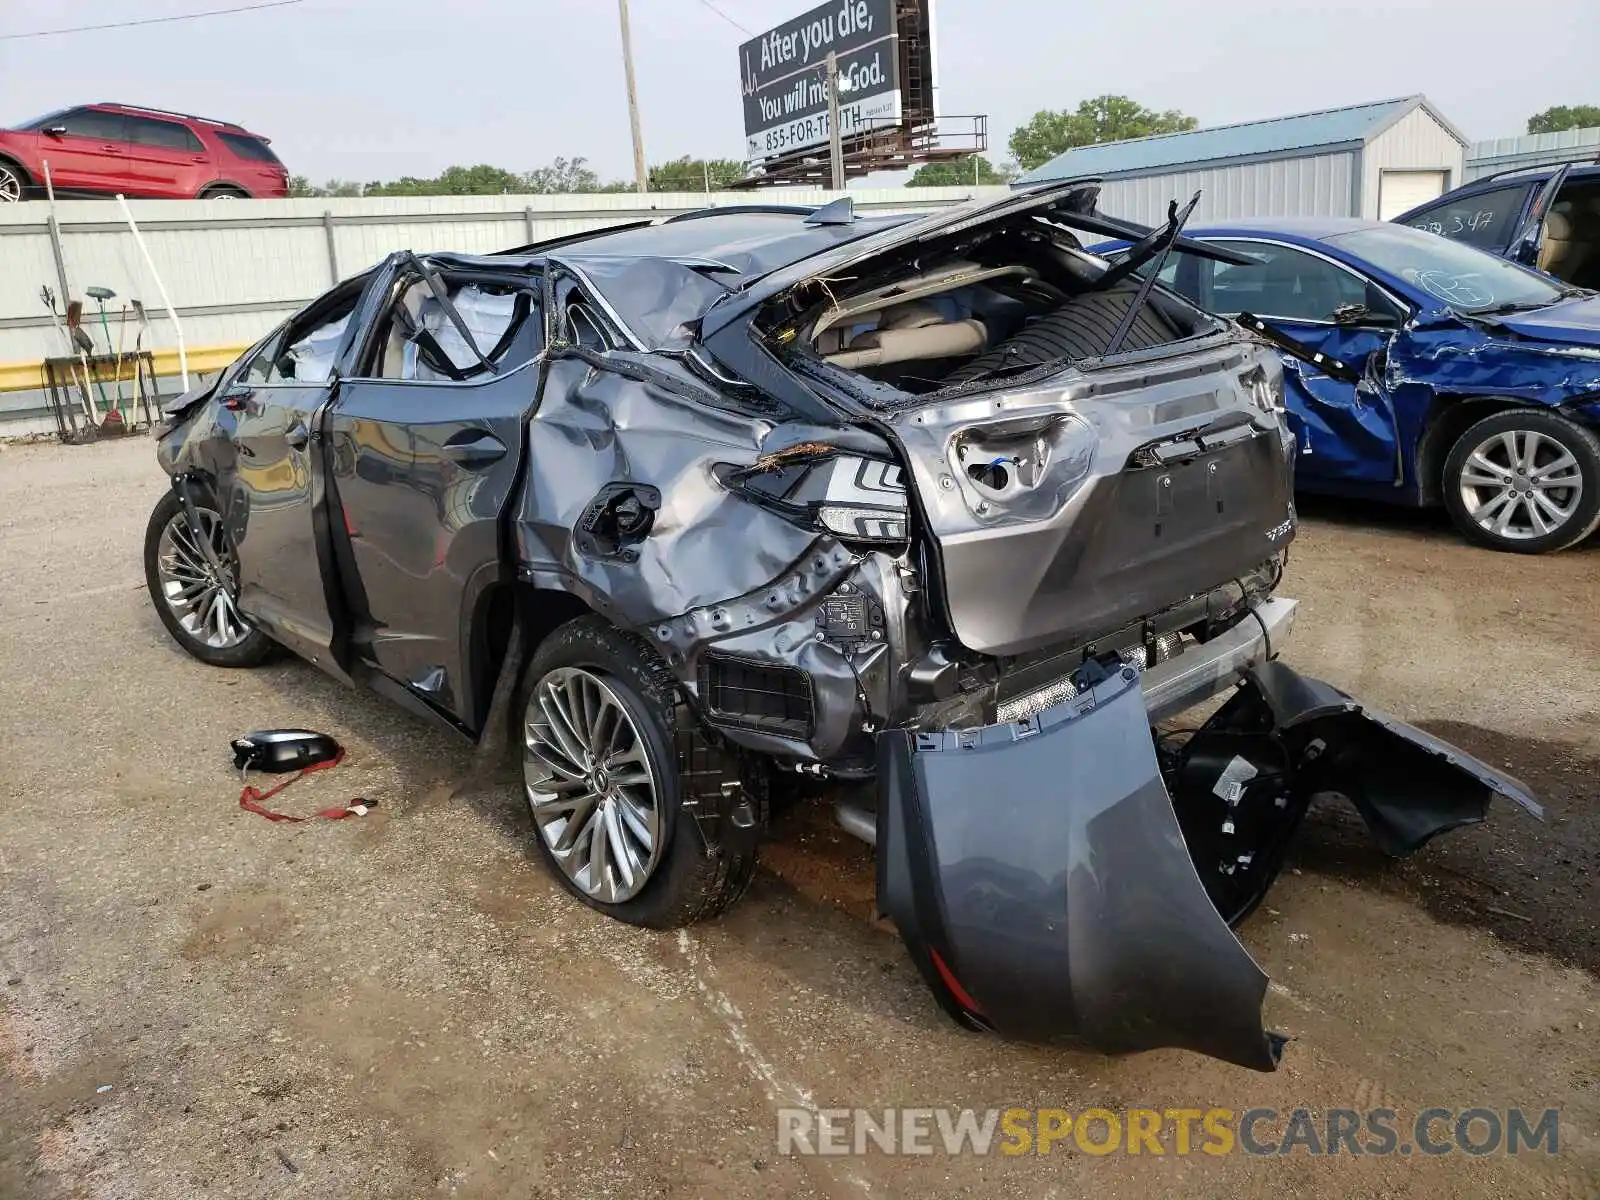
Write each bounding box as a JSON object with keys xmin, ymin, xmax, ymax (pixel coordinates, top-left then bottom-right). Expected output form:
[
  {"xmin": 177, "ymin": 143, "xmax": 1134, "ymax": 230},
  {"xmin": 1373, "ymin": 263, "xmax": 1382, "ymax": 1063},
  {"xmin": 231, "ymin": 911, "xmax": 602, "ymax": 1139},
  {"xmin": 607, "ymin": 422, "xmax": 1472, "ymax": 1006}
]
[{"xmin": 1, "ymin": 437, "xmax": 1596, "ymax": 1199}]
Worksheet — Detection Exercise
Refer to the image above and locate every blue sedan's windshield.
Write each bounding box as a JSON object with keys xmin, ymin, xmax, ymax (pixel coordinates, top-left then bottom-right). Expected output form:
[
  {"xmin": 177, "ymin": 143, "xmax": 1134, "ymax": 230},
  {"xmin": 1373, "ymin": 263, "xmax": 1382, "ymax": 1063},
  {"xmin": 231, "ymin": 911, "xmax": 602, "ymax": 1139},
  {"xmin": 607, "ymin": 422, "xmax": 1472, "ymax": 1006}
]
[{"xmin": 1326, "ymin": 224, "xmax": 1565, "ymax": 313}]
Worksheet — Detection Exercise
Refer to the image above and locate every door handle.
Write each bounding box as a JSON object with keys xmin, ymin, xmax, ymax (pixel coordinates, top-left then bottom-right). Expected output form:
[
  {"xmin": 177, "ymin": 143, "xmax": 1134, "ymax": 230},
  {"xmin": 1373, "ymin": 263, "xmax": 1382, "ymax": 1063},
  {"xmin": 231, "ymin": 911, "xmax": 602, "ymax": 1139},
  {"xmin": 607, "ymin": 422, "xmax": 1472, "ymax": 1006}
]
[
  {"xmin": 441, "ymin": 431, "xmax": 506, "ymax": 466},
  {"xmin": 285, "ymin": 422, "xmax": 310, "ymax": 450},
  {"xmin": 99, "ymin": 144, "xmax": 123, "ymax": 153}
]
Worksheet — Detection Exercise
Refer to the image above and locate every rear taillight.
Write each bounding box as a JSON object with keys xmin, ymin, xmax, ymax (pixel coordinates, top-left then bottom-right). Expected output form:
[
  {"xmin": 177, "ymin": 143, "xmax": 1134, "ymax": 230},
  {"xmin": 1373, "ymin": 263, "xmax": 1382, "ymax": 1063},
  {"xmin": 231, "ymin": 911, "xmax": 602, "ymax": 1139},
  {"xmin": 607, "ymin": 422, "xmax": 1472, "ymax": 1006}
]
[{"xmin": 725, "ymin": 452, "xmax": 909, "ymax": 545}]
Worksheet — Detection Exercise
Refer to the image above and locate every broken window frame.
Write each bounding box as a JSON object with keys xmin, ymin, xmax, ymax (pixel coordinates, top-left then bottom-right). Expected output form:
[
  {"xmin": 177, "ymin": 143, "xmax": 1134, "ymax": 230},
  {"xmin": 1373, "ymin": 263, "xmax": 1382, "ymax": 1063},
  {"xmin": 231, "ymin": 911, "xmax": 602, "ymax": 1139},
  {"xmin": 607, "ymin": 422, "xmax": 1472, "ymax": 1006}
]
[
  {"xmin": 241, "ymin": 277, "xmax": 370, "ymax": 389},
  {"xmin": 350, "ymin": 262, "xmax": 545, "ymax": 386}
]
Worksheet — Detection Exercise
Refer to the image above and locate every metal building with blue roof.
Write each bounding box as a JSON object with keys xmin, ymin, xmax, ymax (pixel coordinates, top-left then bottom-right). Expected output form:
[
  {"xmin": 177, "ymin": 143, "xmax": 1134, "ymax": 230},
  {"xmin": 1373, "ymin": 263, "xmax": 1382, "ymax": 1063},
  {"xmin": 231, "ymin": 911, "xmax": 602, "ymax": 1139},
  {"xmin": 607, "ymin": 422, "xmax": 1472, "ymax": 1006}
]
[{"xmin": 1017, "ymin": 95, "xmax": 1468, "ymax": 226}]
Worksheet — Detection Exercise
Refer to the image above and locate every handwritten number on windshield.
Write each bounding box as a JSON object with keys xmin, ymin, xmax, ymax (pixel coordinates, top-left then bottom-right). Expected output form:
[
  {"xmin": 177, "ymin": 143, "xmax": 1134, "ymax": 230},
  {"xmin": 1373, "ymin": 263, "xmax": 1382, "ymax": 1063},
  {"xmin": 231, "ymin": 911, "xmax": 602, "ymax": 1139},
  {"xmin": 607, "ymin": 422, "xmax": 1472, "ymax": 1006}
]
[
  {"xmin": 1412, "ymin": 209, "xmax": 1495, "ymax": 239},
  {"xmin": 1406, "ymin": 269, "xmax": 1494, "ymax": 307}
]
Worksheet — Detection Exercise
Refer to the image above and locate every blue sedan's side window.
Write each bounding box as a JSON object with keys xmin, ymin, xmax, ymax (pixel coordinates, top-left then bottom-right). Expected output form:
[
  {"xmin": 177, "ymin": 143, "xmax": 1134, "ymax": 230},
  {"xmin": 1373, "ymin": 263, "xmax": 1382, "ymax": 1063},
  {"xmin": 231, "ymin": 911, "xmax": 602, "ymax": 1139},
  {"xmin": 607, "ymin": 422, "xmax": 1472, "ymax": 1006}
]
[{"xmin": 1192, "ymin": 243, "xmax": 1372, "ymax": 324}]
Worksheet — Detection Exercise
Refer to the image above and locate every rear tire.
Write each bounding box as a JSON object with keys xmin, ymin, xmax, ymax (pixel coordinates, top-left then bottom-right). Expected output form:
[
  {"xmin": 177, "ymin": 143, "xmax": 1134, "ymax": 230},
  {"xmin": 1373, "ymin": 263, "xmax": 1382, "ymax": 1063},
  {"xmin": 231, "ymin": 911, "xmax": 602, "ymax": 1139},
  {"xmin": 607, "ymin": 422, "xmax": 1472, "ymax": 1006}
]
[
  {"xmin": 143, "ymin": 488, "xmax": 277, "ymax": 667},
  {"xmin": 1442, "ymin": 409, "xmax": 1600, "ymax": 553},
  {"xmin": 199, "ymin": 185, "xmax": 249, "ymax": 199},
  {"xmin": 517, "ymin": 617, "xmax": 760, "ymax": 929}
]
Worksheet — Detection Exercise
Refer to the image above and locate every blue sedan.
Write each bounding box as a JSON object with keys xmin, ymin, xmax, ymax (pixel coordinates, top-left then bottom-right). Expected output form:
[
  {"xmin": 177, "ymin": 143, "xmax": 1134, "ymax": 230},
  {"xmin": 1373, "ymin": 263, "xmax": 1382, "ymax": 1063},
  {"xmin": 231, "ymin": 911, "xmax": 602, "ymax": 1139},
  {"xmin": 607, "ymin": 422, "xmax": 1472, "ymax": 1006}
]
[{"xmin": 1129, "ymin": 218, "xmax": 1600, "ymax": 553}]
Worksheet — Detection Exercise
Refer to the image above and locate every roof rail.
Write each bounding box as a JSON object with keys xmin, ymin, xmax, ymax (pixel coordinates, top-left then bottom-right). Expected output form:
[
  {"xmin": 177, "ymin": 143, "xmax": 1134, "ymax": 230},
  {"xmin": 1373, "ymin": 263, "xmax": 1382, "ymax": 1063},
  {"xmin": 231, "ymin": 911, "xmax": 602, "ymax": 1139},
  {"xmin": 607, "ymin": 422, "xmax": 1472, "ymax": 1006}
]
[
  {"xmin": 1471, "ymin": 153, "xmax": 1600, "ymax": 185},
  {"xmin": 99, "ymin": 102, "xmax": 239, "ymax": 129},
  {"xmin": 662, "ymin": 204, "xmax": 820, "ymax": 223}
]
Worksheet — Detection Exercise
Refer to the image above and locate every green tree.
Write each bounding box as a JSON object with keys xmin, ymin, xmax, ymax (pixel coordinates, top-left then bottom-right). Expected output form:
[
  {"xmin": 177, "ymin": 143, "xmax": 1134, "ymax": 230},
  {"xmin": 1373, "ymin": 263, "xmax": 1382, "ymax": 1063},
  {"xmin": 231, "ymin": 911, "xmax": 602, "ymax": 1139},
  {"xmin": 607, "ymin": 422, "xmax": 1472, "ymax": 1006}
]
[
  {"xmin": 647, "ymin": 156, "xmax": 748, "ymax": 192},
  {"xmin": 363, "ymin": 175, "xmax": 436, "ymax": 197},
  {"xmin": 1008, "ymin": 96, "xmax": 1198, "ymax": 170},
  {"xmin": 523, "ymin": 156, "xmax": 605, "ymax": 194},
  {"xmin": 907, "ymin": 155, "xmax": 1017, "ymax": 187},
  {"xmin": 1527, "ymin": 105, "xmax": 1600, "ymax": 135},
  {"xmin": 290, "ymin": 176, "xmax": 366, "ymax": 197}
]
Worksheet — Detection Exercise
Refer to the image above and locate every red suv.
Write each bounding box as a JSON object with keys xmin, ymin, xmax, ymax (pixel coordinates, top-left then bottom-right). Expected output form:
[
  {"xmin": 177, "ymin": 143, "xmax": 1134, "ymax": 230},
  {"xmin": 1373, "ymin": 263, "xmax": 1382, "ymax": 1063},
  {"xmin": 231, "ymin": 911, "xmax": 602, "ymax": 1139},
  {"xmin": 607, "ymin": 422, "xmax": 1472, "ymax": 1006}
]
[{"xmin": 0, "ymin": 103, "xmax": 289, "ymax": 202}]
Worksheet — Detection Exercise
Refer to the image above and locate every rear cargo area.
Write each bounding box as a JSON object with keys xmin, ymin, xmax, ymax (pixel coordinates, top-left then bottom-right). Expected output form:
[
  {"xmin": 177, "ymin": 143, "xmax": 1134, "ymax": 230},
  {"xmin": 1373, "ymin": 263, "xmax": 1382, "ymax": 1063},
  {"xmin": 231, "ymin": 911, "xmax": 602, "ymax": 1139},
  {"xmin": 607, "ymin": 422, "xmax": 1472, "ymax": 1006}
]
[
  {"xmin": 791, "ymin": 224, "xmax": 1213, "ymax": 404},
  {"xmin": 762, "ymin": 195, "xmax": 1299, "ymax": 658}
]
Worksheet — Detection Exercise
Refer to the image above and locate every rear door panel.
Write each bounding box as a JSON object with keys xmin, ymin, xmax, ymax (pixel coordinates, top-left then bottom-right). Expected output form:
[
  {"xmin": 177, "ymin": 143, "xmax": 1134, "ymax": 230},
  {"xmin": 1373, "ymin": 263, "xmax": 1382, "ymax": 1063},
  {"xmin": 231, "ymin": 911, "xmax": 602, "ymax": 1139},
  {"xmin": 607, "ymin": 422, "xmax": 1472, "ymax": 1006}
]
[
  {"xmin": 1266, "ymin": 322, "xmax": 1399, "ymax": 486},
  {"xmin": 1191, "ymin": 238, "xmax": 1405, "ymax": 489},
  {"xmin": 324, "ymin": 275, "xmax": 544, "ymax": 728},
  {"xmin": 121, "ymin": 115, "xmax": 207, "ymax": 197}
]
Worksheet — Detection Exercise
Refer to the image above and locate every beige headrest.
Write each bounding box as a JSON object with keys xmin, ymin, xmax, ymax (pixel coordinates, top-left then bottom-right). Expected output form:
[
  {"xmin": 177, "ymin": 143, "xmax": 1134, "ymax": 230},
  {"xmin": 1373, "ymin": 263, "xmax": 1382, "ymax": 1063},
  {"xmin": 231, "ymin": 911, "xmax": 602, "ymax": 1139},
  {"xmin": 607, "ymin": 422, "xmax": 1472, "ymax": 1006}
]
[
  {"xmin": 880, "ymin": 302, "xmax": 947, "ymax": 331},
  {"xmin": 1544, "ymin": 211, "xmax": 1574, "ymax": 241}
]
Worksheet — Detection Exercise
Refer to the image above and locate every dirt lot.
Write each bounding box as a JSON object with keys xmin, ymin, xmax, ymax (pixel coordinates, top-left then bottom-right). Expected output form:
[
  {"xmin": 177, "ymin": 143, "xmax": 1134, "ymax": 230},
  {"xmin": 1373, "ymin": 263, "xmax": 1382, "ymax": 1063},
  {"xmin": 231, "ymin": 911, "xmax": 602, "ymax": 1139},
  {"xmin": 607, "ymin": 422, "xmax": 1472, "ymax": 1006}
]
[{"xmin": 2, "ymin": 437, "xmax": 1596, "ymax": 1199}]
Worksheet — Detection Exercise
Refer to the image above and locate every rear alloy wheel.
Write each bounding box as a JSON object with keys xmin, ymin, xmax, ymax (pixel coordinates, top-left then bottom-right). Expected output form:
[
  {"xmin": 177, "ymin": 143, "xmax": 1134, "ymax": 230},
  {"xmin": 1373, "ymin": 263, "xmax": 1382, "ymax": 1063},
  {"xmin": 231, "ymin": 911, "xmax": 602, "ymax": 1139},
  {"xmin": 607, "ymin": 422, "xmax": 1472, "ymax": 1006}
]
[
  {"xmin": 518, "ymin": 617, "xmax": 760, "ymax": 928},
  {"xmin": 0, "ymin": 163, "xmax": 26, "ymax": 203},
  {"xmin": 1443, "ymin": 410, "xmax": 1600, "ymax": 553},
  {"xmin": 201, "ymin": 186, "xmax": 248, "ymax": 199},
  {"xmin": 526, "ymin": 666, "xmax": 664, "ymax": 904},
  {"xmin": 143, "ymin": 489, "xmax": 277, "ymax": 667}
]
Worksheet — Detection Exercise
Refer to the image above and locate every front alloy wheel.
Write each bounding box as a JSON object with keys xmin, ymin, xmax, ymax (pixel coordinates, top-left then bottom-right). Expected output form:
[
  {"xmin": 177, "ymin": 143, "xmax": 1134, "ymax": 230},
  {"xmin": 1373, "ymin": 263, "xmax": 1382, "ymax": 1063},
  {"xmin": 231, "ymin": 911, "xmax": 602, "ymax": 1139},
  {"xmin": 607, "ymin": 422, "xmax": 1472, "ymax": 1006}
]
[
  {"xmin": 1444, "ymin": 410, "xmax": 1600, "ymax": 553},
  {"xmin": 143, "ymin": 489, "xmax": 277, "ymax": 667},
  {"xmin": 524, "ymin": 666, "xmax": 664, "ymax": 904},
  {"xmin": 0, "ymin": 164, "xmax": 25, "ymax": 203},
  {"xmin": 156, "ymin": 505, "xmax": 251, "ymax": 649}
]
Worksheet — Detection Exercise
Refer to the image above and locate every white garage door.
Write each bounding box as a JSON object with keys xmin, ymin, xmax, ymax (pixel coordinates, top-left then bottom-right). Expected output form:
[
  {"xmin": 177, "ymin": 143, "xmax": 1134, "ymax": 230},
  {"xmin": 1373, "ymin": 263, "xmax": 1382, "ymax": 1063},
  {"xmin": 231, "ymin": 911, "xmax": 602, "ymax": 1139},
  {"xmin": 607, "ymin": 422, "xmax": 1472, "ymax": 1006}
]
[{"xmin": 1378, "ymin": 170, "xmax": 1447, "ymax": 220}]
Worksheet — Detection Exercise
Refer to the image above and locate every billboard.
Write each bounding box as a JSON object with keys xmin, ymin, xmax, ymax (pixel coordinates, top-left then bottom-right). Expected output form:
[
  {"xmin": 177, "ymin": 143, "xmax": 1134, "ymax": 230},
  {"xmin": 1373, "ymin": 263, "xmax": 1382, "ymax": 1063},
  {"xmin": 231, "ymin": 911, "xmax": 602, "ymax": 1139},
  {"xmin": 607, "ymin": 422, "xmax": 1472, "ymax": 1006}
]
[{"xmin": 739, "ymin": 0, "xmax": 901, "ymax": 162}]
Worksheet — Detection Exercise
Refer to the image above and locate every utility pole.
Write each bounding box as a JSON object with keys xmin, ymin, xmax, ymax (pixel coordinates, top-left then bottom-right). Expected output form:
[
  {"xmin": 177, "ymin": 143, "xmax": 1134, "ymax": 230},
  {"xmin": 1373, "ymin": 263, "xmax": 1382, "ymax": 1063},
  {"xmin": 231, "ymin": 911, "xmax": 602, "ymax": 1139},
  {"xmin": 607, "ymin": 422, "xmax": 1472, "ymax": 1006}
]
[
  {"xmin": 617, "ymin": 0, "xmax": 648, "ymax": 195},
  {"xmin": 826, "ymin": 51, "xmax": 845, "ymax": 191}
]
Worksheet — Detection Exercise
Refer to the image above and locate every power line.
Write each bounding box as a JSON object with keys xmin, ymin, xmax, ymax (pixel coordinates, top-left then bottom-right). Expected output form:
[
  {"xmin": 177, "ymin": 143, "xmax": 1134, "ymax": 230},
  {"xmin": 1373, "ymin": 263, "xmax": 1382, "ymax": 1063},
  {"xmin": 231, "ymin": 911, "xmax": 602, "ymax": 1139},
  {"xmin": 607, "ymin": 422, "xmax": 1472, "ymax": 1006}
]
[
  {"xmin": 0, "ymin": 0, "xmax": 306, "ymax": 41},
  {"xmin": 692, "ymin": 0, "xmax": 753, "ymax": 36}
]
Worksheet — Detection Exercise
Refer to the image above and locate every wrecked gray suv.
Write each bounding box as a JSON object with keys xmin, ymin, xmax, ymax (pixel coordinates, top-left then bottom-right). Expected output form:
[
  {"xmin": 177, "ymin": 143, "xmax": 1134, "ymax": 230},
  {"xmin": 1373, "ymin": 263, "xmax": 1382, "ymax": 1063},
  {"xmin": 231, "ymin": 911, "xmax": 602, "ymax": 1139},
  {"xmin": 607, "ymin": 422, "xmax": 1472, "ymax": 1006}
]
[{"xmin": 145, "ymin": 181, "xmax": 1538, "ymax": 1071}]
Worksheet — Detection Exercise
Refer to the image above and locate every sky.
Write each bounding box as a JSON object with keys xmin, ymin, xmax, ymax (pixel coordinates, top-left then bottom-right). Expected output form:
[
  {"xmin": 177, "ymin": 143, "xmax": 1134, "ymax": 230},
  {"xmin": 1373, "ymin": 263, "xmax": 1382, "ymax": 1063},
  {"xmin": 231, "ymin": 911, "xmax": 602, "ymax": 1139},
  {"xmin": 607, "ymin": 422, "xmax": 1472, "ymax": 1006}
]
[{"xmin": 1, "ymin": 0, "xmax": 1596, "ymax": 186}]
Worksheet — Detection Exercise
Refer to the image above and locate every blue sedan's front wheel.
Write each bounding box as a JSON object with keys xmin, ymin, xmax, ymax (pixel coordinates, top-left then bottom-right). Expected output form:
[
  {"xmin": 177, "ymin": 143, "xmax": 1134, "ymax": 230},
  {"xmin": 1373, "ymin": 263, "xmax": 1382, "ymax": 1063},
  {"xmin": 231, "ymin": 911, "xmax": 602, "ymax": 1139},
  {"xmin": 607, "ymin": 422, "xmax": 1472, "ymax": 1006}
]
[{"xmin": 1443, "ymin": 409, "xmax": 1600, "ymax": 554}]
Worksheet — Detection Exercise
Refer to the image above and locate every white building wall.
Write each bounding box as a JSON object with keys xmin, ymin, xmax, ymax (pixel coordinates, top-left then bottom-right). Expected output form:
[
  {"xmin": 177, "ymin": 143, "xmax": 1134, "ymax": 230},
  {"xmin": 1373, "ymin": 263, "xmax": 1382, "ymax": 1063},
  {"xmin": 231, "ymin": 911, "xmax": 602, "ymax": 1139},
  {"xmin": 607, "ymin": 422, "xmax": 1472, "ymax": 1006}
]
[
  {"xmin": 1363, "ymin": 107, "xmax": 1466, "ymax": 219},
  {"xmin": 1083, "ymin": 151, "xmax": 1357, "ymax": 227}
]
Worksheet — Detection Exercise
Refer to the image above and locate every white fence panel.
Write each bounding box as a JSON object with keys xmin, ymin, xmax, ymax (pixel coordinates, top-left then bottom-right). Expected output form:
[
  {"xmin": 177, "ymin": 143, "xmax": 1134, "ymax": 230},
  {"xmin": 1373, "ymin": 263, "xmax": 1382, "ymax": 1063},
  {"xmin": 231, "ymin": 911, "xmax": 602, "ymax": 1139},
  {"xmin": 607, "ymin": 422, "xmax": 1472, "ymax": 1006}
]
[{"xmin": 0, "ymin": 186, "xmax": 1006, "ymax": 435}]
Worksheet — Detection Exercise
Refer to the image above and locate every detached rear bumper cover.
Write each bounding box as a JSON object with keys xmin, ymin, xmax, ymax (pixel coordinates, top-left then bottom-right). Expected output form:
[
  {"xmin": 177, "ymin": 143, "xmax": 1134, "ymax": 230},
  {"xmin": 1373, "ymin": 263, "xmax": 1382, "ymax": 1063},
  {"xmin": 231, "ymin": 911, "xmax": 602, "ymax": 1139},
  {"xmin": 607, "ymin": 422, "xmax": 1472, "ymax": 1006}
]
[{"xmin": 877, "ymin": 660, "xmax": 1538, "ymax": 1071}]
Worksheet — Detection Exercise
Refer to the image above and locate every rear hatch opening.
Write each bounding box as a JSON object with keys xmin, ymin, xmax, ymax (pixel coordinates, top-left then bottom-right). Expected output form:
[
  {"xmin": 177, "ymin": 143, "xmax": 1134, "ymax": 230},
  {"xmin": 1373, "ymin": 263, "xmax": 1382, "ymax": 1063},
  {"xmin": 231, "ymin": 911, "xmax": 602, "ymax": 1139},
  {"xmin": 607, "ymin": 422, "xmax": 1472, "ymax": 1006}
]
[
  {"xmin": 748, "ymin": 193, "xmax": 1297, "ymax": 660},
  {"xmin": 759, "ymin": 193, "xmax": 1235, "ymax": 408}
]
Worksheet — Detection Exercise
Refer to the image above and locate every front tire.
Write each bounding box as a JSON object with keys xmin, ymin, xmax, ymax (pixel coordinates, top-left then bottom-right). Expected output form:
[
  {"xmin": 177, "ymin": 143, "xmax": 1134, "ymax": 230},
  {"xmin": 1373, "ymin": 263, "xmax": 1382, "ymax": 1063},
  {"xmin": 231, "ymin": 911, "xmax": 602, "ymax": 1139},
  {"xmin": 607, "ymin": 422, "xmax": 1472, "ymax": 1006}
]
[
  {"xmin": 1442, "ymin": 409, "xmax": 1600, "ymax": 553},
  {"xmin": 143, "ymin": 488, "xmax": 277, "ymax": 667},
  {"xmin": 0, "ymin": 161, "xmax": 28, "ymax": 203},
  {"xmin": 517, "ymin": 617, "xmax": 760, "ymax": 929}
]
